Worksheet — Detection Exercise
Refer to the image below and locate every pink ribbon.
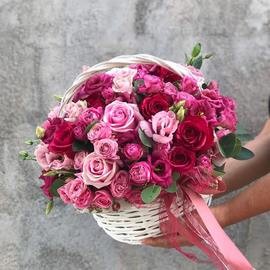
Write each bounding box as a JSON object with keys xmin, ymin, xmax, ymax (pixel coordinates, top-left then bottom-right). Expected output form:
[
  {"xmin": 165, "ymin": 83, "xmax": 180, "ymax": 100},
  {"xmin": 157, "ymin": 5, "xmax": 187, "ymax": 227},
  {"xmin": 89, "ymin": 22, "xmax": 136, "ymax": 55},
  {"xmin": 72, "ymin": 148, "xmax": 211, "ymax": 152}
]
[{"xmin": 160, "ymin": 188, "xmax": 253, "ymax": 270}]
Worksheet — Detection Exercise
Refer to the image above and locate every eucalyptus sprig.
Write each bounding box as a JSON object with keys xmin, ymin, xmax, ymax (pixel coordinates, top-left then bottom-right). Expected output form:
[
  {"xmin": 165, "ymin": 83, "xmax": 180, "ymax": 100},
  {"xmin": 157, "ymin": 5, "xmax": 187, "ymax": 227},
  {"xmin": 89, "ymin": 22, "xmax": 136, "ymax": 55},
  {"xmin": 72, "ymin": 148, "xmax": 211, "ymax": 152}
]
[
  {"xmin": 19, "ymin": 150, "xmax": 36, "ymax": 161},
  {"xmin": 185, "ymin": 43, "xmax": 214, "ymax": 69}
]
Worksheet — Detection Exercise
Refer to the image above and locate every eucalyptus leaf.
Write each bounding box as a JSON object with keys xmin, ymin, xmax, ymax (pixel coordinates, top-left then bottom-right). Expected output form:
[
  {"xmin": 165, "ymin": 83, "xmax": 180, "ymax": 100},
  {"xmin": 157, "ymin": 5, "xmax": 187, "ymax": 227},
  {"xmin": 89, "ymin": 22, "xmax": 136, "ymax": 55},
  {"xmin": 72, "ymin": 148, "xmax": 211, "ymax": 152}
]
[
  {"xmin": 133, "ymin": 79, "xmax": 144, "ymax": 92},
  {"xmin": 192, "ymin": 43, "xmax": 201, "ymax": 58},
  {"xmin": 233, "ymin": 147, "xmax": 254, "ymax": 160},
  {"xmin": 219, "ymin": 133, "xmax": 239, "ymax": 158},
  {"xmin": 192, "ymin": 55, "xmax": 203, "ymax": 69},
  {"xmin": 141, "ymin": 185, "xmax": 161, "ymax": 204},
  {"xmin": 138, "ymin": 128, "xmax": 153, "ymax": 148},
  {"xmin": 49, "ymin": 178, "xmax": 65, "ymax": 197},
  {"xmin": 172, "ymin": 171, "xmax": 180, "ymax": 181},
  {"xmin": 44, "ymin": 170, "xmax": 75, "ymax": 177},
  {"xmin": 166, "ymin": 181, "xmax": 177, "ymax": 193}
]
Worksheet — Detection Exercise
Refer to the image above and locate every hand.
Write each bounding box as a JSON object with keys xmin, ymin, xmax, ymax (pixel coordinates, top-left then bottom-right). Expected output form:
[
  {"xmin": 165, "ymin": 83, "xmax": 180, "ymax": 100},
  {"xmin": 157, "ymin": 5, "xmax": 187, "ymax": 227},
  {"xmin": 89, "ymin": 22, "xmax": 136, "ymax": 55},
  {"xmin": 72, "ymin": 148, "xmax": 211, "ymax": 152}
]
[{"xmin": 142, "ymin": 206, "xmax": 228, "ymax": 248}]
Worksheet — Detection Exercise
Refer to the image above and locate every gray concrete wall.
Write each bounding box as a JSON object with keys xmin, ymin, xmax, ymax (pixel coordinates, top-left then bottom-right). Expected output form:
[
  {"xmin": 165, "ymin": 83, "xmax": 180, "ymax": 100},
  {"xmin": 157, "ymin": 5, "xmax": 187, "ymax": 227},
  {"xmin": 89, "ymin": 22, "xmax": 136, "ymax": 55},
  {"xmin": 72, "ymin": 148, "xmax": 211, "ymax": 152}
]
[{"xmin": 0, "ymin": 0, "xmax": 270, "ymax": 269}]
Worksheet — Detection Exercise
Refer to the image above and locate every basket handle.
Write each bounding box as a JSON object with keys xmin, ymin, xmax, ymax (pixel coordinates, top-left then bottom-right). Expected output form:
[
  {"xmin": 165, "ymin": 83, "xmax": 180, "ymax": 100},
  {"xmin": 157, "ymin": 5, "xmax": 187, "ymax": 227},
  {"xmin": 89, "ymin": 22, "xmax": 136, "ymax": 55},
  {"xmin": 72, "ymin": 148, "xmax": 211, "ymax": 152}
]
[{"xmin": 59, "ymin": 54, "xmax": 201, "ymax": 115}]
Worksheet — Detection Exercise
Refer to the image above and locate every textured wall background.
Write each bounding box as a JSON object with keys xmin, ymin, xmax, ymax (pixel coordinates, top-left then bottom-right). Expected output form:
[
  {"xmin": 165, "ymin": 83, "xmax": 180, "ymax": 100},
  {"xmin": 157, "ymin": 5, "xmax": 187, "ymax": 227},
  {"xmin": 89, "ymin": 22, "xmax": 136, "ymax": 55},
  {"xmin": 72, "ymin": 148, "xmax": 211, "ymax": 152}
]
[{"xmin": 0, "ymin": 0, "xmax": 270, "ymax": 269}]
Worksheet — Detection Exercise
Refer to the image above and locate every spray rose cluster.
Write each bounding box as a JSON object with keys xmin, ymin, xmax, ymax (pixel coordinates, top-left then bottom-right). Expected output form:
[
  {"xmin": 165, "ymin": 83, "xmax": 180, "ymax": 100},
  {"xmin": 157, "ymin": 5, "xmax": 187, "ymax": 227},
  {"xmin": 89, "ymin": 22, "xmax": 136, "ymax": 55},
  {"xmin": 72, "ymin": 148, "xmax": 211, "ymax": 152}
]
[{"xmin": 33, "ymin": 63, "xmax": 238, "ymax": 212}]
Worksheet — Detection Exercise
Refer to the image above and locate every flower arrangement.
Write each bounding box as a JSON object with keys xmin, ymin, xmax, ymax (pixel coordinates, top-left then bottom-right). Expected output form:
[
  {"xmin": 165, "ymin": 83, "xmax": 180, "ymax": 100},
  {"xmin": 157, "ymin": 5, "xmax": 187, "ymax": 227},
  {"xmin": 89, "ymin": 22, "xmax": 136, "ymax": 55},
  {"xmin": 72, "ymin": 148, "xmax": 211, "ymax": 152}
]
[{"xmin": 20, "ymin": 44, "xmax": 254, "ymax": 269}]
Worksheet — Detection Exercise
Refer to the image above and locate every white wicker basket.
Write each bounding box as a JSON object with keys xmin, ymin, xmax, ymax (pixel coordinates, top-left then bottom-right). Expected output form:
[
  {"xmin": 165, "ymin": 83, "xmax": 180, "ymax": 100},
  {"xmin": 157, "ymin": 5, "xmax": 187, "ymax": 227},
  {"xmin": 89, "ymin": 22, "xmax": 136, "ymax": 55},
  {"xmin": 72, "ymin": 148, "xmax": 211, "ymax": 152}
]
[{"xmin": 60, "ymin": 54, "xmax": 211, "ymax": 245}]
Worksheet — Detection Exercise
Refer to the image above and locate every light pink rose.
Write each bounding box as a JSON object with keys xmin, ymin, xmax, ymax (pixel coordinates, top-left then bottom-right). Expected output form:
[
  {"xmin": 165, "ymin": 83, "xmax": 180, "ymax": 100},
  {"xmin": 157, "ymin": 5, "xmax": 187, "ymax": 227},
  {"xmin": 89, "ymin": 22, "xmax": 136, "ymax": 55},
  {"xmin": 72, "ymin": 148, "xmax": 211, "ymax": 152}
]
[
  {"xmin": 139, "ymin": 120, "xmax": 153, "ymax": 138},
  {"xmin": 87, "ymin": 121, "xmax": 112, "ymax": 142},
  {"xmin": 138, "ymin": 74, "xmax": 164, "ymax": 94},
  {"xmin": 110, "ymin": 170, "xmax": 131, "ymax": 198},
  {"xmin": 48, "ymin": 105, "xmax": 60, "ymax": 119},
  {"xmin": 82, "ymin": 152, "xmax": 118, "ymax": 188},
  {"xmin": 63, "ymin": 101, "xmax": 87, "ymax": 122},
  {"xmin": 103, "ymin": 100, "xmax": 143, "ymax": 133},
  {"xmin": 74, "ymin": 151, "xmax": 88, "ymax": 170},
  {"xmin": 79, "ymin": 107, "xmax": 103, "ymax": 125},
  {"xmin": 111, "ymin": 67, "xmax": 137, "ymax": 94},
  {"xmin": 129, "ymin": 161, "xmax": 151, "ymax": 186},
  {"xmin": 34, "ymin": 143, "xmax": 74, "ymax": 171},
  {"xmin": 93, "ymin": 190, "xmax": 113, "ymax": 209},
  {"xmin": 151, "ymin": 111, "xmax": 179, "ymax": 144},
  {"xmin": 123, "ymin": 143, "xmax": 144, "ymax": 161},
  {"xmin": 94, "ymin": 139, "xmax": 119, "ymax": 159}
]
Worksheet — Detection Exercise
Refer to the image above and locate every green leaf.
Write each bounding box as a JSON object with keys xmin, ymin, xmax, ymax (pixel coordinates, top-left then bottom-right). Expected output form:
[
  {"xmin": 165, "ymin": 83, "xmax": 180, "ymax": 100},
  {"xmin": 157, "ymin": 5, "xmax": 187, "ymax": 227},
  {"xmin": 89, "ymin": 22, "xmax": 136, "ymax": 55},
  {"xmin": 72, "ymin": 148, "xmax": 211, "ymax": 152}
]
[
  {"xmin": 141, "ymin": 185, "xmax": 161, "ymax": 204},
  {"xmin": 192, "ymin": 55, "xmax": 203, "ymax": 69},
  {"xmin": 192, "ymin": 43, "xmax": 201, "ymax": 58},
  {"xmin": 45, "ymin": 200, "xmax": 54, "ymax": 215},
  {"xmin": 133, "ymin": 79, "xmax": 144, "ymax": 92},
  {"xmin": 49, "ymin": 178, "xmax": 65, "ymax": 197},
  {"xmin": 233, "ymin": 147, "xmax": 254, "ymax": 160},
  {"xmin": 213, "ymin": 163, "xmax": 226, "ymax": 177},
  {"xmin": 138, "ymin": 128, "xmax": 153, "ymax": 148},
  {"xmin": 219, "ymin": 133, "xmax": 241, "ymax": 158},
  {"xmin": 166, "ymin": 171, "xmax": 180, "ymax": 193},
  {"xmin": 44, "ymin": 170, "xmax": 75, "ymax": 177},
  {"xmin": 72, "ymin": 140, "xmax": 94, "ymax": 152},
  {"xmin": 184, "ymin": 53, "xmax": 191, "ymax": 65},
  {"xmin": 85, "ymin": 120, "xmax": 99, "ymax": 133}
]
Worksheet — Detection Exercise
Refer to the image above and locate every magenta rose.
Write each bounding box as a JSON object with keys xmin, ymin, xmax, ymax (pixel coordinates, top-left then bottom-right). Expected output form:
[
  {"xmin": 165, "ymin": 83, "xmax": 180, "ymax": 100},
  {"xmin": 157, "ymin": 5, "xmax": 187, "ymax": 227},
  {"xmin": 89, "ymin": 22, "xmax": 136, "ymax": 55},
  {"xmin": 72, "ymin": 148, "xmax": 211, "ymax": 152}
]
[
  {"xmin": 148, "ymin": 154, "xmax": 172, "ymax": 188},
  {"xmin": 42, "ymin": 118, "xmax": 63, "ymax": 144},
  {"xmin": 137, "ymin": 74, "xmax": 164, "ymax": 94},
  {"xmin": 48, "ymin": 120, "xmax": 75, "ymax": 158},
  {"xmin": 78, "ymin": 107, "xmax": 103, "ymax": 125},
  {"xmin": 73, "ymin": 73, "xmax": 113, "ymax": 105},
  {"xmin": 125, "ymin": 189, "xmax": 143, "ymax": 206},
  {"xmin": 39, "ymin": 174, "xmax": 56, "ymax": 199},
  {"xmin": 175, "ymin": 115, "xmax": 214, "ymax": 151},
  {"xmin": 129, "ymin": 161, "xmax": 151, "ymax": 186},
  {"xmin": 151, "ymin": 111, "xmax": 179, "ymax": 144},
  {"xmin": 123, "ymin": 143, "xmax": 144, "ymax": 161},
  {"xmin": 73, "ymin": 121, "xmax": 87, "ymax": 140},
  {"xmin": 181, "ymin": 76, "xmax": 199, "ymax": 95},
  {"xmin": 87, "ymin": 121, "xmax": 112, "ymax": 142},
  {"xmin": 110, "ymin": 170, "xmax": 131, "ymax": 198},
  {"xmin": 103, "ymin": 100, "xmax": 143, "ymax": 133},
  {"xmin": 94, "ymin": 138, "xmax": 119, "ymax": 159},
  {"xmin": 168, "ymin": 146, "xmax": 196, "ymax": 172},
  {"xmin": 82, "ymin": 152, "xmax": 118, "ymax": 188},
  {"xmin": 92, "ymin": 190, "xmax": 113, "ymax": 209}
]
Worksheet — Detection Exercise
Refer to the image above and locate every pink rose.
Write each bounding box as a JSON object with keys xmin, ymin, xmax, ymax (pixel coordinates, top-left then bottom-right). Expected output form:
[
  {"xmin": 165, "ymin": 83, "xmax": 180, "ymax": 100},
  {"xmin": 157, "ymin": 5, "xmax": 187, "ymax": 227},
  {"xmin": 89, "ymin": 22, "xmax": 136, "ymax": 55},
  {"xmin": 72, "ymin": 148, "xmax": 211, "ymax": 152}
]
[
  {"xmin": 176, "ymin": 92, "xmax": 196, "ymax": 108},
  {"xmin": 93, "ymin": 190, "xmax": 113, "ymax": 209},
  {"xmin": 79, "ymin": 107, "xmax": 103, "ymax": 125},
  {"xmin": 129, "ymin": 161, "xmax": 151, "ymax": 186},
  {"xmin": 87, "ymin": 121, "xmax": 112, "ymax": 142},
  {"xmin": 138, "ymin": 74, "xmax": 164, "ymax": 94},
  {"xmin": 94, "ymin": 138, "xmax": 119, "ymax": 159},
  {"xmin": 151, "ymin": 111, "xmax": 179, "ymax": 144},
  {"xmin": 123, "ymin": 143, "xmax": 144, "ymax": 161},
  {"xmin": 110, "ymin": 170, "xmax": 130, "ymax": 198},
  {"xmin": 181, "ymin": 76, "xmax": 199, "ymax": 95},
  {"xmin": 82, "ymin": 153, "xmax": 118, "ymax": 188},
  {"xmin": 74, "ymin": 151, "xmax": 88, "ymax": 170},
  {"xmin": 111, "ymin": 68, "xmax": 137, "ymax": 94},
  {"xmin": 139, "ymin": 120, "xmax": 153, "ymax": 138},
  {"xmin": 63, "ymin": 101, "xmax": 87, "ymax": 122},
  {"xmin": 58, "ymin": 177, "xmax": 94, "ymax": 209},
  {"xmin": 163, "ymin": 82, "xmax": 178, "ymax": 101},
  {"xmin": 103, "ymin": 100, "xmax": 143, "ymax": 133},
  {"xmin": 48, "ymin": 105, "xmax": 60, "ymax": 119},
  {"xmin": 73, "ymin": 121, "xmax": 87, "ymax": 140},
  {"xmin": 34, "ymin": 143, "xmax": 74, "ymax": 171}
]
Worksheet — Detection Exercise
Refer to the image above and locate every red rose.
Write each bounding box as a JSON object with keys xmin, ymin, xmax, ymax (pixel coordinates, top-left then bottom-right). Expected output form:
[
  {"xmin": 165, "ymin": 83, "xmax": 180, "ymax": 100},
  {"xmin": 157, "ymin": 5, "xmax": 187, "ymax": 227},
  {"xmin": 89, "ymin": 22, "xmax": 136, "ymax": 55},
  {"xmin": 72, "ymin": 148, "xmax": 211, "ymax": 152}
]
[
  {"xmin": 140, "ymin": 93, "xmax": 173, "ymax": 120},
  {"xmin": 175, "ymin": 116, "xmax": 214, "ymax": 151},
  {"xmin": 168, "ymin": 146, "xmax": 195, "ymax": 172},
  {"xmin": 48, "ymin": 121, "xmax": 75, "ymax": 158}
]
